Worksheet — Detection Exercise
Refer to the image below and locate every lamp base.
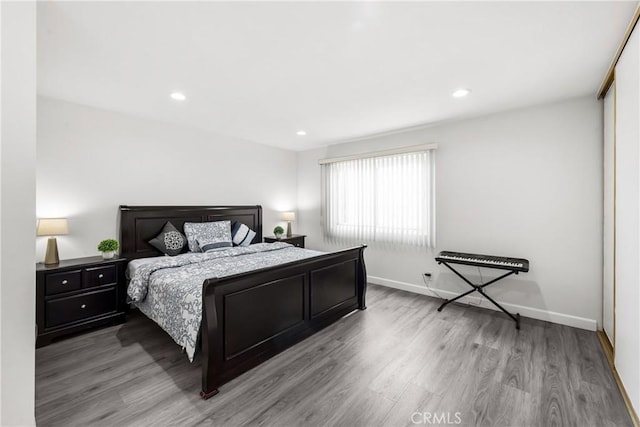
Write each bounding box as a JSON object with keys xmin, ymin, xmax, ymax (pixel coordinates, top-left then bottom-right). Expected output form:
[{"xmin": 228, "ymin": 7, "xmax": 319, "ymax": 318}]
[
  {"xmin": 44, "ymin": 237, "xmax": 60, "ymax": 266},
  {"xmin": 286, "ymin": 222, "xmax": 292, "ymax": 237}
]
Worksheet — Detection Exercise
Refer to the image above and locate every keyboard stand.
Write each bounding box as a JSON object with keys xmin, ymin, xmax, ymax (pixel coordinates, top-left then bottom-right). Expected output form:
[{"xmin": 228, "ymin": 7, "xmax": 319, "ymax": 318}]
[{"xmin": 436, "ymin": 261, "xmax": 521, "ymax": 330}]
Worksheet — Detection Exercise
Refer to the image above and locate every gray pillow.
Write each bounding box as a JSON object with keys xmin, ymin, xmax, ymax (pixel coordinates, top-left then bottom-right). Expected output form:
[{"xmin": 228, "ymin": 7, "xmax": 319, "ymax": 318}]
[
  {"xmin": 198, "ymin": 238, "xmax": 233, "ymax": 252},
  {"xmin": 183, "ymin": 220, "xmax": 232, "ymax": 252},
  {"xmin": 148, "ymin": 222, "xmax": 187, "ymax": 256}
]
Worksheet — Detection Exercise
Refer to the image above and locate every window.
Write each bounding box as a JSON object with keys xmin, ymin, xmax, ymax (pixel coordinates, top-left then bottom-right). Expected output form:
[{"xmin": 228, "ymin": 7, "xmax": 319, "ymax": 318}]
[{"xmin": 320, "ymin": 146, "xmax": 436, "ymax": 248}]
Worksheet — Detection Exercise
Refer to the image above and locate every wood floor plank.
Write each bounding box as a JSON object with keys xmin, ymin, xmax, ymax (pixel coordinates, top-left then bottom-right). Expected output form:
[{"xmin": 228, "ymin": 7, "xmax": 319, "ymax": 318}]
[
  {"xmin": 430, "ymin": 343, "xmax": 501, "ymax": 426},
  {"xmin": 480, "ymin": 384, "xmax": 533, "ymax": 427},
  {"xmin": 500, "ymin": 321, "xmax": 545, "ymax": 393},
  {"xmin": 538, "ymin": 323, "xmax": 580, "ymax": 427},
  {"xmin": 239, "ymin": 357, "xmax": 345, "ymax": 426},
  {"xmin": 369, "ymin": 318, "xmax": 453, "ymax": 402},
  {"xmin": 35, "ymin": 284, "xmax": 633, "ymax": 427},
  {"xmin": 323, "ymin": 388, "xmax": 396, "ymax": 427},
  {"xmin": 36, "ymin": 388, "xmax": 126, "ymax": 427},
  {"xmin": 382, "ymin": 382, "xmax": 444, "ymax": 427}
]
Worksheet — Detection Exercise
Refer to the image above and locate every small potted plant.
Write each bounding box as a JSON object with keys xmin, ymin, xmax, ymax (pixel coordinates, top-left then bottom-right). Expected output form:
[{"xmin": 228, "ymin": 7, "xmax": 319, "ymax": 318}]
[
  {"xmin": 273, "ymin": 226, "xmax": 284, "ymax": 240},
  {"xmin": 98, "ymin": 239, "xmax": 119, "ymax": 259}
]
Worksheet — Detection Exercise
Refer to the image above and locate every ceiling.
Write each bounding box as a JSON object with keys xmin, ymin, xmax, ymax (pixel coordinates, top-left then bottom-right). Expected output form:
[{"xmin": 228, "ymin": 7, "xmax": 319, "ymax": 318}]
[{"xmin": 38, "ymin": 1, "xmax": 638, "ymax": 151}]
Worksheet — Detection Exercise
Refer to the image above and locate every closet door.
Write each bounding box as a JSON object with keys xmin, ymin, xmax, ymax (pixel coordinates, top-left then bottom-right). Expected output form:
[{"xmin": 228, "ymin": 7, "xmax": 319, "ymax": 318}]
[
  {"xmin": 603, "ymin": 82, "xmax": 615, "ymax": 346},
  {"xmin": 614, "ymin": 23, "xmax": 640, "ymax": 410}
]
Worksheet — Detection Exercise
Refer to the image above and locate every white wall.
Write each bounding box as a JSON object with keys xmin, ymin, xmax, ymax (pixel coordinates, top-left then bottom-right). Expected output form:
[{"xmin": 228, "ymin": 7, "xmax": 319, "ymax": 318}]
[
  {"xmin": 37, "ymin": 97, "xmax": 298, "ymax": 260},
  {"xmin": 298, "ymin": 96, "xmax": 603, "ymax": 329},
  {"xmin": 1, "ymin": 1, "xmax": 37, "ymax": 425}
]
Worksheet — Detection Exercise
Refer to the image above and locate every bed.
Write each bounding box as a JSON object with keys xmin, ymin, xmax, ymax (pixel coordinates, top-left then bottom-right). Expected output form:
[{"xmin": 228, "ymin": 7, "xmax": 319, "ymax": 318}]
[{"xmin": 119, "ymin": 205, "xmax": 367, "ymax": 399}]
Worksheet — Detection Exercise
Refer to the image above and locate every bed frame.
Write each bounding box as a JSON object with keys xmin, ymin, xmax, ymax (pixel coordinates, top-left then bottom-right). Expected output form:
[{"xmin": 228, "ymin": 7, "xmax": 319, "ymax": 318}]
[{"xmin": 119, "ymin": 205, "xmax": 367, "ymax": 399}]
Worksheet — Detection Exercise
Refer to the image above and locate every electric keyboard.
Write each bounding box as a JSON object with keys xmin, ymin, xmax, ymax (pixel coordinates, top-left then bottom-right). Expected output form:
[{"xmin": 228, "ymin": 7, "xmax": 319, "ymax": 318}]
[{"xmin": 436, "ymin": 251, "xmax": 529, "ymax": 273}]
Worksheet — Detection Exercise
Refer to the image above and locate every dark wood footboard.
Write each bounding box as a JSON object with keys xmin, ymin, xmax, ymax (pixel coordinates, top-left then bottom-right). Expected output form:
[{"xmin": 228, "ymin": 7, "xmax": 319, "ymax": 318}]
[{"xmin": 200, "ymin": 245, "xmax": 367, "ymax": 399}]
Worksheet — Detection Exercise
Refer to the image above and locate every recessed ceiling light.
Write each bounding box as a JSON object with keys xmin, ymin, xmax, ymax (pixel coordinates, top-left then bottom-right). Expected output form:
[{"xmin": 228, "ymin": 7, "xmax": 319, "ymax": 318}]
[
  {"xmin": 452, "ymin": 88, "xmax": 471, "ymax": 98},
  {"xmin": 296, "ymin": 130, "xmax": 307, "ymax": 136},
  {"xmin": 170, "ymin": 92, "xmax": 186, "ymax": 101}
]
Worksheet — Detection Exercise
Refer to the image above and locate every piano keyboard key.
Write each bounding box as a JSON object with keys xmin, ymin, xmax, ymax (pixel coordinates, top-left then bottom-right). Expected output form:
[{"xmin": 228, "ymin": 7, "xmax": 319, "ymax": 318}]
[{"xmin": 436, "ymin": 251, "xmax": 529, "ymax": 272}]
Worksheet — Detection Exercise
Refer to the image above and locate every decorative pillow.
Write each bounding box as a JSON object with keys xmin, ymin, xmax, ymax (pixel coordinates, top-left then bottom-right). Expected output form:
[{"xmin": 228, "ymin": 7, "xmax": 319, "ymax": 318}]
[
  {"xmin": 148, "ymin": 222, "xmax": 187, "ymax": 256},
  {"xmin": 184, "ymin": 220, "xmax": 232, "ymax": 253},
  {"xmin": 231, "ymin": 222, "xmax": 257, "ymax": 247}
]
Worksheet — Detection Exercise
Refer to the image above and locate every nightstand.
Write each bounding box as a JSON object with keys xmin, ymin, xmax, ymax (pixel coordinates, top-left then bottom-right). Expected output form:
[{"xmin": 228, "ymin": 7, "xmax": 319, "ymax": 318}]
[
  {"xmin": 36, "ymin": 256, "xmax": 127, "ymax": 348},
  {"xmin": 264, "ymin": 234, "xmax": 306, "ymax": 248}
]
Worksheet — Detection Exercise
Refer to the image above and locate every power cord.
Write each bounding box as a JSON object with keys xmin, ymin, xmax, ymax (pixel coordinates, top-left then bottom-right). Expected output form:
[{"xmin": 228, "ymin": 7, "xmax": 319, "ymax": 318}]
[
  {"xmin": 422, "ymin": 273, "xmax": 445, "ymax": 300},
  {"xmin": 425, "ymin": 266, "xmax": 487, "ymax": 307}
]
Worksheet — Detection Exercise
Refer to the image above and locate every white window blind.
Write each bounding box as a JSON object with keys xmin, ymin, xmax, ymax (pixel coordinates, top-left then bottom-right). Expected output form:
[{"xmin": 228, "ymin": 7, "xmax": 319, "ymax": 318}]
[{"xmin": 321, "ymin": 148, "xmax": 436, "ymax": 248}]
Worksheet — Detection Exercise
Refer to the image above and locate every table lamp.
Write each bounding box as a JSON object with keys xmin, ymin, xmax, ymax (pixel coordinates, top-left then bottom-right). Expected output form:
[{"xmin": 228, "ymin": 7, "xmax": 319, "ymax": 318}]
[
  {"xmin": 281, "ymin": 212, "xmax": 296, "ymax": 237},
  {"xmin": 37, "ymin": 218, "xmax": 69, "ymax": 266}
]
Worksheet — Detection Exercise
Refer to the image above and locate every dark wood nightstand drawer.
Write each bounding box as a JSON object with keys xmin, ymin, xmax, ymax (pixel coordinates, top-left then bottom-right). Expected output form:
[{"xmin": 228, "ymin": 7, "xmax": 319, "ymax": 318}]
[
  {"xmin": 45, "ymin": 270, "xmax": 82, "ymax": 295},
  {"xmin": 45, "ymin": 287, "xmax": 117, "ymax": 328},
  {"xmin": 288, "ymin": 237, "xmax": 304, "ymax": 248},
  {"xmin": 84, "ymin": 265, "xmax": 117, "ymax": 288}
]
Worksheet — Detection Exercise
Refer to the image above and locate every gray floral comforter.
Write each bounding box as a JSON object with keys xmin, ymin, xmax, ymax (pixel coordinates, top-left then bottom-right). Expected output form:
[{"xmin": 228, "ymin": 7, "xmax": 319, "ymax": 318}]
[{"xmin": 127, "ymin": 242, "xmax": 323, "ymax": 361}]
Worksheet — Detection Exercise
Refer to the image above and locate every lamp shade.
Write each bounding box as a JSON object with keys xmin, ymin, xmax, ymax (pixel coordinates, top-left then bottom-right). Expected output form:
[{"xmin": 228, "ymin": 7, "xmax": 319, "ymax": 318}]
[
  {"xmin": 281, "ymin": 211, "xmax": 296, "ymax": 222},
  {"xmin": 37, "ymin": 218, "xmax": 69, "ymax": 236}
]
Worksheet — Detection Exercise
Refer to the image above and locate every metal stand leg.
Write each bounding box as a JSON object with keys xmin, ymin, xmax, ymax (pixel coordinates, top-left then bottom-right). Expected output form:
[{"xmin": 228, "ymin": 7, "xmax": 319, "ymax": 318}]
[
  {"xmin": 437, "ymin": 287, "xmax": 478, "ymax": 312},
  {"xmin": 436, "ymin": 261, "xmax": 521, "ymax": 330}
]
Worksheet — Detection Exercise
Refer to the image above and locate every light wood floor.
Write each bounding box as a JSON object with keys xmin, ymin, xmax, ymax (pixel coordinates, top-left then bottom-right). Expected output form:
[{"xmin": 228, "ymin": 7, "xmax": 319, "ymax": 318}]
[{"xmin": 36, "ymin": 284, "xmax": 632, "ymax": 426}]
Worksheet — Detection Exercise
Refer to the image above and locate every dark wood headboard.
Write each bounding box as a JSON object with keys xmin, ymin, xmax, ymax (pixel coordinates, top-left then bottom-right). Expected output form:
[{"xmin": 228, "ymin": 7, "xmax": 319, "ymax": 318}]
[{"xmin": 119, "ymin": 205, "xmax": 263, "ymax": 260}]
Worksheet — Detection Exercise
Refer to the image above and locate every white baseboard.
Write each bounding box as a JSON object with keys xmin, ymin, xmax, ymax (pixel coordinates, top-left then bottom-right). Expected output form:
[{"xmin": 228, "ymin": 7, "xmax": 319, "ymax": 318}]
[{"xmin": 368, "ymin": 275, "xmax": 597, "ymax": 331}]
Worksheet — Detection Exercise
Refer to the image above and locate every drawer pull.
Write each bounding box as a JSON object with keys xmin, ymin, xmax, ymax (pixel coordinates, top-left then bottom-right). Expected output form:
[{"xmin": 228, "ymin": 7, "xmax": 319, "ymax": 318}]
[
  {"xmin": 98, "ymin": 274, "xmax": 104, "ymax": 279},
  {"xmin": 62, "ymin": 280, "xmax": 68, "ymax": 285},
  {"xmin": 81, "ymin": 304, "xmax": 86, "ymax": 309}
]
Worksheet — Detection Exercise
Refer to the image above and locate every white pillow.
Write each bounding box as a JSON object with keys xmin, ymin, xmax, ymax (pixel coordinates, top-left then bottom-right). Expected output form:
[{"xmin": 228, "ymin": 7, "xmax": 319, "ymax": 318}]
[{"xmin": 183, "ymin": 221, "xmax": 232, "ymax": 252}]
